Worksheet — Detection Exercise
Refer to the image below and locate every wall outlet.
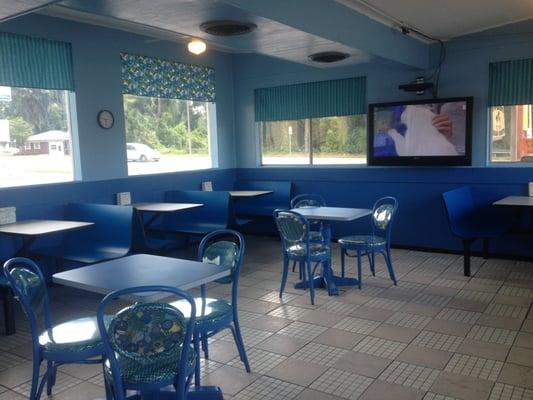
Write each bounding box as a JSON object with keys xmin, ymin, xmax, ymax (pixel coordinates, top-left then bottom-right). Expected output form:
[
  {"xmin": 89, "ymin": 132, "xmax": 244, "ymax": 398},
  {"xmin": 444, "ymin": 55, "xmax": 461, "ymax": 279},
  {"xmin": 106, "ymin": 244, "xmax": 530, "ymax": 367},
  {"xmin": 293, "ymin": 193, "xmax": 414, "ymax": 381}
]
[
  {"xmin": 116, "ymin": 192, "xmax": 131, "ymax": 205},
  {"xmin": 529, "ymin": 183, "xmax": 533, "ymax": 197},
  {"xmin": 0, "ymin": 207, "xmax": 16, "ymax": 225}
]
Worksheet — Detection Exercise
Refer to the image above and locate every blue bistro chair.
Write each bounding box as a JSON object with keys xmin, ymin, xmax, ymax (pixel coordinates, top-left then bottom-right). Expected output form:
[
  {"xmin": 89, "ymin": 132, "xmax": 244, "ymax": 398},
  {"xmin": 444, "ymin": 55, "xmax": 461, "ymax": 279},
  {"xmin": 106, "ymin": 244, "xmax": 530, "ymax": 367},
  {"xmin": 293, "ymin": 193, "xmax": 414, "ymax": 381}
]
[
  {"xmin": 97, "ymin": 286, "xmax": 196, "ymax": 400},
  {"xmin": 338, "ymin": 197, "xmax": 398, "ymax": 288},
  {"xmin": 3, "ymin": 257, "xmax": 104, "ymax": 400},
  {"xmin": 170, "ymin": 230, "xmax": 250, "ymax": 387},
  {"xmin": 442, "ymin": 186, "xmax": 507, "ymax": 276},
  {"xmin": 274, "ymin": 209, "xmax": 332, "ymax": 305}
]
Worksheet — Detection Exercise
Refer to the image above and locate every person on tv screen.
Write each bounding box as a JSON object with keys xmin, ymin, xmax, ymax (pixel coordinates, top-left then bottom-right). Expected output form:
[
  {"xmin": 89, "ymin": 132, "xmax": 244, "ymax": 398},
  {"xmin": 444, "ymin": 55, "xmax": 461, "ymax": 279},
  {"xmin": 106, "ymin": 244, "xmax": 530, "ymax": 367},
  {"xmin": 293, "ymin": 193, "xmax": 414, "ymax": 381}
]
[{"xmin": 374, "ymin": 101, "xmax": 466, "ymax": 157}]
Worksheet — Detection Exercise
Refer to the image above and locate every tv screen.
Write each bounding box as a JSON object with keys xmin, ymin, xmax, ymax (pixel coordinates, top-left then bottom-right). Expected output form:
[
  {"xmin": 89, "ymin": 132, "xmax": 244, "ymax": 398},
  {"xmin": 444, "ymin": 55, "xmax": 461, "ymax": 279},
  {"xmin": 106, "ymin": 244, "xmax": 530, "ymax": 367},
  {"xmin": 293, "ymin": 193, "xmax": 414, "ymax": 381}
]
[{"xmin": 368, "ymin": 97, "xmax": 473, "ymax": 166}]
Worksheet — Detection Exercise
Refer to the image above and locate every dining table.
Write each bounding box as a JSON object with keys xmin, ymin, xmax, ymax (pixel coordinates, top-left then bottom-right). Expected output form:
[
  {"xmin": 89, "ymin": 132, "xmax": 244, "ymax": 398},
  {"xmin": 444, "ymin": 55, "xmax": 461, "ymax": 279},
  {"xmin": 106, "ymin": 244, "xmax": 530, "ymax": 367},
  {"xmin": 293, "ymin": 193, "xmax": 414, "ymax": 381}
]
[
  {"xmin": 132, "ymin": 202, "xmax": 204, "ymax": 228},
  {"xmin": 53, "ymin": 253, "xmax": 230, "ymax": 302},
  {"xmin": 290, "ymin": 206, "xmax": 372, "ymax": 296},
  {"xmin": 228, "ymin": 190, "xmax": 273, "ymax": 198}
]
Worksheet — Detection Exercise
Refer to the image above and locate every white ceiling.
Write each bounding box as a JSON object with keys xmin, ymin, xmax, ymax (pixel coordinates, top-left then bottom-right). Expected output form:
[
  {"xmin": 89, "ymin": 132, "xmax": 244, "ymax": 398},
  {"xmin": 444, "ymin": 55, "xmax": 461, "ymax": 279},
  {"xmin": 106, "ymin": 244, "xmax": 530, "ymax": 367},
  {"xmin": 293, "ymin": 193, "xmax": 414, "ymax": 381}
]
[{"xmin": 339, "ymin": 0, "xmax": 533, "ymax": 40}]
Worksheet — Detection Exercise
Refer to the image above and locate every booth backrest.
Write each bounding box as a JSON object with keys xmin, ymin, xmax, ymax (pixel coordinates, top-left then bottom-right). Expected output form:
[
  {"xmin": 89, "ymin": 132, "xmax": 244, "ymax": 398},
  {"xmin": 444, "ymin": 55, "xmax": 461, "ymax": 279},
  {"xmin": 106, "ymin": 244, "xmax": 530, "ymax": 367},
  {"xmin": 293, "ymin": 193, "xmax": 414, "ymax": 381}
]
[{"xmin": 233, "ymin": 180, "xmax": 293, "ymax": 217}]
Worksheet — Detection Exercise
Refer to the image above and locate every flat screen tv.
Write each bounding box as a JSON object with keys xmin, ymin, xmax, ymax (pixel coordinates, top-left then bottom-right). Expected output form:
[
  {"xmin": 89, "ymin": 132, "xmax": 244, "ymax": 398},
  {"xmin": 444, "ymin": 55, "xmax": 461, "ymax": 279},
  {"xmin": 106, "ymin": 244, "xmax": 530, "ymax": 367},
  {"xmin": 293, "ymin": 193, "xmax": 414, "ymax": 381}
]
[{"xmin": 368, "ymin": 97, "xmax": 473, "ymax": 166}]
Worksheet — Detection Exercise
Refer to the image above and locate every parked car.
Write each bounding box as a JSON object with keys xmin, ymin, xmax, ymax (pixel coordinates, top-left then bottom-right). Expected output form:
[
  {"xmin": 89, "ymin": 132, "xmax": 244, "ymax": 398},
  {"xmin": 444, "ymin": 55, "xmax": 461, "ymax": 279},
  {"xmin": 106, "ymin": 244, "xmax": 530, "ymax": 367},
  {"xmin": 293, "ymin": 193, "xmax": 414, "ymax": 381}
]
[
  {"xmin": 126, "ymin": 143, "xmax": 161, "ymax": 162},
  {"xmin": 0, "ymin": 146, "xmax": 20, "ymax": 155}
]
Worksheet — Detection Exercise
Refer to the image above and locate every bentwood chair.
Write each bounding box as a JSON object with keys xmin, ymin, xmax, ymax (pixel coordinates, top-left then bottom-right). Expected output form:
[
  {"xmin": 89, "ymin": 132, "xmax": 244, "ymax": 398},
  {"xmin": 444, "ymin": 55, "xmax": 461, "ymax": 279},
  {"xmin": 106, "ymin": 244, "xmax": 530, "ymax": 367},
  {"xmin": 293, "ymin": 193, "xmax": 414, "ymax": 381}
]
[
  {"xmin": 338, "ymin": 197, "xmax": 398, "ymax": 288},
  {"xmin": 97, "ymin": 286, "xmax": 196, "ymax": 400},
  {"xmin": 274, "ymin": 209, "xmax": 332, "ymax": 305},
  {"xmin": 3, "ymin": 257, "xmax": 104, "ymax": 400},
  {"xmin": 170, "ymin": 230, "xmax": 250, "ymax": 387}
]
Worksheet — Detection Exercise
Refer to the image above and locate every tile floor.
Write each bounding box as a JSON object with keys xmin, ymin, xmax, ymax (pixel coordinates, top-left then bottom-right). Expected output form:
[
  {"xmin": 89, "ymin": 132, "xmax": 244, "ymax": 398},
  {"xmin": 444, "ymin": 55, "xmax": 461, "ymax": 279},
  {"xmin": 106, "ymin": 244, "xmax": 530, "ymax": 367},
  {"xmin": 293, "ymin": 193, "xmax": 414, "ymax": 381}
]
[{"xmin": 1, "ymin": 235, "xmax": 533, "ymax": 400}]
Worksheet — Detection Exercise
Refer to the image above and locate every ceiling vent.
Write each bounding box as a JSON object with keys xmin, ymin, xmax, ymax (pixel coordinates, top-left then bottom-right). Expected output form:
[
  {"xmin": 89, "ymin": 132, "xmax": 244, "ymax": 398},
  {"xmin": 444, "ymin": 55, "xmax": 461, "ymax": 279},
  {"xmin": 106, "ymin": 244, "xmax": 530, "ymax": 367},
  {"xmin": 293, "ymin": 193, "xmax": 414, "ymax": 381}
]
[
  {"xmin": 200, "ymin": 20, "xmax": 257, "ymax": 36},
  {"xmin": 309, "ymin": 51, "xmax": 350, "ymax": 63}
]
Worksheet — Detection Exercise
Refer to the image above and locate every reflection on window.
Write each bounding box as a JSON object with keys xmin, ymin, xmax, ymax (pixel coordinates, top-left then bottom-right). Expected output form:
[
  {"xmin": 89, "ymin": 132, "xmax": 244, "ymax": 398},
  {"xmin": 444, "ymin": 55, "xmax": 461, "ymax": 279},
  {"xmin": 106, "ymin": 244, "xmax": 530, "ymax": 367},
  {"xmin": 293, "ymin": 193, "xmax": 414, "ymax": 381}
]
[
  {"xmin": 123, "ymin": 95, "xmax": 213, "ymax": 175},
  {"xmin": 0, "ymin": 86, "xmax": 74, "ymax": 188},
  {"xmin": 490, "ymin": 105, "xmax": 533, "ymax": 162},
  {"xmin": 260, "ymin": 115, "xmax": 366, "ymax": 165}
]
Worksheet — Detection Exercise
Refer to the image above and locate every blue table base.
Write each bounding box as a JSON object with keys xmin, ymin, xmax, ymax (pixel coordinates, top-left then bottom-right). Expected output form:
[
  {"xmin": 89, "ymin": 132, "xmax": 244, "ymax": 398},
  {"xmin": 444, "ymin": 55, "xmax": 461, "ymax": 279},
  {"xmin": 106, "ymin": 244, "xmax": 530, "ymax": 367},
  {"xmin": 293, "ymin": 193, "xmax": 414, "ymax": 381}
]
[{"xmin": 294, "ymin": 270, "xmax": 360, "ymax": 296}]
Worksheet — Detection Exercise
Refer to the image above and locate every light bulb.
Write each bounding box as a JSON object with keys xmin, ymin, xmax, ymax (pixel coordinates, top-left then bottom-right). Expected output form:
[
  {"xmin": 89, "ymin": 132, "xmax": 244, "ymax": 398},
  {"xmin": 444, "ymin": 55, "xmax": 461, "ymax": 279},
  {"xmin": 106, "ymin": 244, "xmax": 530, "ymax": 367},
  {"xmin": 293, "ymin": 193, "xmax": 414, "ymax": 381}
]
[{"xmin": 188, "ymin": 39, "xmax": 206, "ymax": 55}]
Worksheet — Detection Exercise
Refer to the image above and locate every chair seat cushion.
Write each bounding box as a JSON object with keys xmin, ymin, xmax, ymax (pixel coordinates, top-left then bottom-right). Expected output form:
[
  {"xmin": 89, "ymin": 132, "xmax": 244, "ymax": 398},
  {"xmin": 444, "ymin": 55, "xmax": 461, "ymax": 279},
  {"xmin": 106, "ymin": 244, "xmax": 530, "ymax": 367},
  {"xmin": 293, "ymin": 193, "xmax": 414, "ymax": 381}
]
[
  {"xmin": 338, "ymin": 235, "xmax": 386, "ymax": 249},
  {"xmin": 39, "ymin": 316, "xmax": 104, "ymax": 354},
  {"xmin": 104, "ymin": 344, "xmax": 195, "ymax": 385},
  {"xmin": 170, "ymin": 298, "xmax": 232, "ymax": 325},
  {"xmin": 287, "ymin": 243, "xmax": 329, "ymax": 257}
]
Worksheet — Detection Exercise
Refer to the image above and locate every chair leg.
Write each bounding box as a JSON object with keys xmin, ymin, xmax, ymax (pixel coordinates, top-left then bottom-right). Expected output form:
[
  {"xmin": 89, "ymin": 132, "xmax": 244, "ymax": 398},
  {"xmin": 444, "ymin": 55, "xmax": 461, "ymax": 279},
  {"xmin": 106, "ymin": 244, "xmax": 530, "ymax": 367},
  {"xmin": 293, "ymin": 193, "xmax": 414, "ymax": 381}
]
[
  {"xmin": 306, "ymin": 261, "xmax": 315, "ymax": 305},
  {"xmin": 462, "ymin": 240, "xmax": 472, "ymax": 277},
  {"xmin": 291, "ymin": 260, "xmax": 297, "ymax": 273},
  {"xmin": 357, "ymin": 250, "xmax": 362, "ymax": 289},
  {"xmin": 201, "ymin": 334, "xmax": 209, "ymax": 359},
  {"xmin": 280, "ymin": 257, "xmax": 289, "ymax": 299},
  {"xmin": 2, "ymin": 287, "xmax": 16, "ymax": 335},
  {"xmin": 340, "ymin": 248, "xmax": 346, "ymax": 278},
  {"xmin": 230, "ymin": 318, "xmax": 250, "ymax": 372},
  {"xmin": 384, "ymin": 249, "xmax": 397, "ymax": 285},
  {"xmin": 482, "ymin": 239, "xmax": 489, "ymax": 259},
  {"xmin": 369, "ymin": 252, "xmax": 376, "ymax": 276},
  {"xmin": 29, "ymin": 356, "xmax": 41, "ymax": 400},
  {"xmin": 193, "ymin": 331, "xmax": 201, "ymax": 387},
  {"xmin": 46, "ymin": 361, "xmax": 54, "ymax": 395}
]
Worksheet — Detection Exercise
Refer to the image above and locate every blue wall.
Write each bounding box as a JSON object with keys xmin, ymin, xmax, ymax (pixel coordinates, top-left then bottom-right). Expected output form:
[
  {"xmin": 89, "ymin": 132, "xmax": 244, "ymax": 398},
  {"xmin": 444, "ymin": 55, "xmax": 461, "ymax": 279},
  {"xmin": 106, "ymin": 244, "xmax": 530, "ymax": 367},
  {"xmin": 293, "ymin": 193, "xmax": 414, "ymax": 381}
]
[{"xmin": 232, "ymin": 26, "xmax": 533, "ymax": 258}]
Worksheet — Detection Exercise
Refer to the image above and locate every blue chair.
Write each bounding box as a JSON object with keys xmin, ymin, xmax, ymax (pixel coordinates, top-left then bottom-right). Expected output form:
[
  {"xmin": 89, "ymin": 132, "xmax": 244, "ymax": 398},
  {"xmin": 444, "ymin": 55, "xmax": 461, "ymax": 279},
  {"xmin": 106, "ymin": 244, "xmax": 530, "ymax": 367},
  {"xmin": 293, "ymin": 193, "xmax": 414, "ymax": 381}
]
[
  {"xmin": 3, "ymin": 257, "xmax": 104, "ymax": 400},
  {"xmin": 274, "ymin": 209, "xmax": 332, "ymax": 305},
  {"xmin": 338, "ymin": 197, "xmax": 398, "ymax": 288},
  {"xmin": 170, "ymin": 230, "xmax": 250, "ymax": 387},
  {"xmin": 442, "ymin": 187, "xmax": 507, "ymax": 276},
  {"xmin": 97, "ymin": 285, "xmax": 196, "ymax": 400}
]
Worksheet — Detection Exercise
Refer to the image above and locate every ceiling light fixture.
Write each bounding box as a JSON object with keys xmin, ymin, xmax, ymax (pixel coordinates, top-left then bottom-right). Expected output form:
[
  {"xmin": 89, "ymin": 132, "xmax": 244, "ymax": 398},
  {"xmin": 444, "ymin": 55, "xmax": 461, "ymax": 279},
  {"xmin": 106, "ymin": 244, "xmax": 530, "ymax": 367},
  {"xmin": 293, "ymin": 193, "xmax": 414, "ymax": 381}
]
[{"xmin": 188, "ymin": 39, "xmax": 206, "ymax": 55}]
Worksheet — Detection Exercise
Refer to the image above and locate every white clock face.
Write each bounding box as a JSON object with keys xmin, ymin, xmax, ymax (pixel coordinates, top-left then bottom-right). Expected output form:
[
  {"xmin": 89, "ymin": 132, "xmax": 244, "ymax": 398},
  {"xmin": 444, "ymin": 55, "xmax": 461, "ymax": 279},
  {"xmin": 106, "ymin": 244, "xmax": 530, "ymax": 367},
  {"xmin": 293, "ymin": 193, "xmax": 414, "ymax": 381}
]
[{"xmin": 98, "ymin": 110, "xmax": 114, "ymax": 129}]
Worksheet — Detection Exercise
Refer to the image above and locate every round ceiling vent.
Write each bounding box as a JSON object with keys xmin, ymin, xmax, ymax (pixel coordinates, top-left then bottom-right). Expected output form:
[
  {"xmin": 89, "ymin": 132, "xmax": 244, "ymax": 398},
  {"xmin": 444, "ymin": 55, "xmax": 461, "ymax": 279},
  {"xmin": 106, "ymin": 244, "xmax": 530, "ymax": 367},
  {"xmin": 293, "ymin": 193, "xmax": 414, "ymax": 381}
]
[
  {"xmin": 200, "ymin": 20, "xmax": 257, "ymax": 36},
  {"xmin": 308, "ymin": 51, "xmax": 350, "ymax": 63}
]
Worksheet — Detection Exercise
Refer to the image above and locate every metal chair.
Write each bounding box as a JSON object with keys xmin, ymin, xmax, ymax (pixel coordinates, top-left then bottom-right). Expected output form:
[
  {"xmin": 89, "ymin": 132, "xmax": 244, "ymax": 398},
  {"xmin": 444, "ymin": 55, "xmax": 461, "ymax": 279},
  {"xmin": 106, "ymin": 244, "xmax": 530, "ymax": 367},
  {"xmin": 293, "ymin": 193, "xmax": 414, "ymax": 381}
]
[
  {"xmin": 3, "ymin": 257, "xmax": 104, "ymax": 400},
  {"xmin": 274, "ymin": 209, "xmax": 332, "ymax": 305},
  {"xmin": 338, "ymin": 197, "xmax": 398, "ymax": 288},
  {"xmin": 170, "ymin": 230, "xmax": 250, "ymax": 387},
  {"xmin": 97, "ymin": 285, "xmax": 196, "ymax": 400},
  {"xmin": 0, "ymin": 278, "xmax": 16, "ymax": 335}
]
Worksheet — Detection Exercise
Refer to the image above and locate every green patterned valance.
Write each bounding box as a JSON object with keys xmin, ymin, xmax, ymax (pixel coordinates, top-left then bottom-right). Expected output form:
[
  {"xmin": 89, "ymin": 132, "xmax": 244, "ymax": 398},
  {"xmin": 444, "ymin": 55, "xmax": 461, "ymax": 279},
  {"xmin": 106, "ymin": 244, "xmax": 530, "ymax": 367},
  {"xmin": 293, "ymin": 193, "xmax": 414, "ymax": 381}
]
[
  {"xmin": 254, "ymin": 76, "xmax": 366, "ymax": 122},
  {"xmin": 0, "ymin": 32, "xmax": 74, "ymax": 90},
  {"xmin": 121, "ymin": 53, "xmax": 215, "ymax": 102},
  {"xmin": 489, "ymin": 58, "xmax": 533, "ymax": 106}
]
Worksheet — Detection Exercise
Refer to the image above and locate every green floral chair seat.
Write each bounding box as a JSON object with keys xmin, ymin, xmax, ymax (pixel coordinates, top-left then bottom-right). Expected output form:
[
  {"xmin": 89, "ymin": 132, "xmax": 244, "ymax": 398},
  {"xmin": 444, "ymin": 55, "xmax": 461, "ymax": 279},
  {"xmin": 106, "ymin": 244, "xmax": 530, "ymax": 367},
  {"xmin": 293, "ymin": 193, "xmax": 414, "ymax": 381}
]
[
  {"xmin": 39, "ymin": 316, "xmax": 105, "ymax": 354},
  {"xmin": 287, "ymin": 242, "xmax": 330, "ymax": 257},
  {"xmin": 338, "ymin": 235, "xmax": 386, "ymax": 248},
  {"xmin": 104, "ymin": 344, "xmax": 195, "ymax": 385},
  {"xmin": 170, "ymin": 298, "xmax": 232, "ymax": 326}
]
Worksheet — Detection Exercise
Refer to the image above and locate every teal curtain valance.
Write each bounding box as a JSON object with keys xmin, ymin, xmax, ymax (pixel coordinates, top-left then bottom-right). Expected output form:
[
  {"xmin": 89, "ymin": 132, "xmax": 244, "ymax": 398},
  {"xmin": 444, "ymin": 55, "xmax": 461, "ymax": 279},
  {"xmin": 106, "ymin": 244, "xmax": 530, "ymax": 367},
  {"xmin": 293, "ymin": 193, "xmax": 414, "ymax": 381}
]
[
  {"xmin": 254, "ymin": 76, "xmax": 366, "ymax": 122},
  {"xmin": 121, "ymin": 53, "xmax": 216, "ymax": 102},
  {"xmin": 0, "ymin": 32, "xmax": 74, "ymax": 91},
  {"xmin": 489, "ymin": 58, "xmax": 533, "ymax": 106}
]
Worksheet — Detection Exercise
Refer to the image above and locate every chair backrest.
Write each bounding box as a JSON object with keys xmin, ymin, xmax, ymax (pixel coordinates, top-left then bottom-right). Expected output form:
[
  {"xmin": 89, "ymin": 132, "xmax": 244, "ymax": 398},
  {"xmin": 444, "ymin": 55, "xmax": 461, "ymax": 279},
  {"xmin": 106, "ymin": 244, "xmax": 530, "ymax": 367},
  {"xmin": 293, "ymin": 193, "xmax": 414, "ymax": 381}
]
[
  {"xmin": 442, "ymin": 187, "xmax": 475, "ymax": 236},
  {"xmin": 198, "ymin": 230, "xmax": 245, "ymax": 304},
  {"xmin": 3, "ymin": 257, "xmax": 52, "ymax": 335},
  {"xmin": 290, "ymin": 194, "xmax": 326, "ymax": 209},
  {"xmin": 97, "ymin": 286, "xmax": 196, "ymax": 399},
  {"xmin": 273, "ymin": 209, "xmax": 310, "ymax": 252},
  {"xmin": 371, "ymin": 197, "xmax": 398, "ymax": 244}
]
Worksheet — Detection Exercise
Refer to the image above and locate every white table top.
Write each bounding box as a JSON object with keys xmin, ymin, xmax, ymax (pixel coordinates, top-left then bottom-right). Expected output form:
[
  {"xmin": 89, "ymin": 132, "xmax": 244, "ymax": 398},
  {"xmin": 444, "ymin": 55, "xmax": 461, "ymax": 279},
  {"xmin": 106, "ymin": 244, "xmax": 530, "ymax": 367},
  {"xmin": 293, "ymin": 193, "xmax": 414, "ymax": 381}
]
[
  {"xmin": 53, "ymin": 254, "xmax": 230, "ymax": 302},
  {"xmin": 290, "ymin": 207, "xmax": 372, "ymax": 221},
  {"xmin": 229, "ymin": 190, "xmax": 273, "ymax": 198},
  {"xmin": 132, "ymin": 202, "xmax": 203, "ymax": 213},
  {"xmin": 0, "ymin": 219, "xmax": 94, "ymax": 236},
  {"xmin": 493, "ymin": 196, "xmax": 533, "ymax": 207}
]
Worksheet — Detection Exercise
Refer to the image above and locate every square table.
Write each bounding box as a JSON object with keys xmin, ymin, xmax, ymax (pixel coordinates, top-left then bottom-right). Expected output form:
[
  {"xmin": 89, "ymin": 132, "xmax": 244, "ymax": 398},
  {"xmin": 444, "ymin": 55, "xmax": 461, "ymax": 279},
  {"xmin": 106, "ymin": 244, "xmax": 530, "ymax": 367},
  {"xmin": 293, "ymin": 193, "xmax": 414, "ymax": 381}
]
[
  {"xmin": 228, "ymin": 190, "xmax": 273, "ymax": 198},
  {"xmin": 290, "ymin": 206, "xmax": 372, "ymax": 296},
  {"xmin": 53, "ymin": 254, "xmax": 230, "ymax": 302},
  {"xmin": 493, "ymin": 196, "xmax": 533, "ymax": 207},
  {"xmin": 132, "ymin": 202, "xmax": 203, "ymax": 227}
]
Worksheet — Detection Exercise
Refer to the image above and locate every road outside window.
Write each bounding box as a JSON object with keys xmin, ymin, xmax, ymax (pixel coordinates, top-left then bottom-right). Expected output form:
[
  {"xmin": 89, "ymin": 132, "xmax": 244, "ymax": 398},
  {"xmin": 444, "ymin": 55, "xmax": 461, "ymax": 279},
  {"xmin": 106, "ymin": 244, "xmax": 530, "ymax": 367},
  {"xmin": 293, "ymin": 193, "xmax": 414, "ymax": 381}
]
[
  {"xmin": 123, "ymin": 95, "xmax": 213, "ymax": 175},
  {"xmin": 490, "ymin": 105, "xmax": 533, "ymax": 163}
]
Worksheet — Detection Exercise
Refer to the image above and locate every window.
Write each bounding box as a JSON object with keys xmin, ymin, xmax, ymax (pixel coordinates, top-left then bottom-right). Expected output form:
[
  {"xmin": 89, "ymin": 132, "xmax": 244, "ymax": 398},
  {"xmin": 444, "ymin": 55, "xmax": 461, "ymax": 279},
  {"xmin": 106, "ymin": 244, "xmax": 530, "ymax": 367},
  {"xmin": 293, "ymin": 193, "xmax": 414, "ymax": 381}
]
[
  {"xmin": 123, "ymin": 95, "xmax": 212, "ymax": 174},
  {"xmin": 490, "ymin": 105, "xmax": 533, "ymax": 162},
  {"xmin": 121, "ymin": 53, "xmax": 216, "ymax": 176},
  {"xmin": 0, "ymin": 86, "xmax": 74, "ymax": 188},
  {"xmin": 260, "ymin": 115, "xmax": 366, "ymax": 165}
]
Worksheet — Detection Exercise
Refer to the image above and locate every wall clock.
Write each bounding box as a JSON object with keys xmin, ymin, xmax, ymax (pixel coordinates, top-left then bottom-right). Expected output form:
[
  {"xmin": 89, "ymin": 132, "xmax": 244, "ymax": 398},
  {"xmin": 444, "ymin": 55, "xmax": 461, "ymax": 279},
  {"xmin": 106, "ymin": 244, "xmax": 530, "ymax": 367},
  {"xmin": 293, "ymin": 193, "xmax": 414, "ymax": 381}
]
[{"xmin": 97, "ymin": 110, "xmax": 114, "ymax": 129}]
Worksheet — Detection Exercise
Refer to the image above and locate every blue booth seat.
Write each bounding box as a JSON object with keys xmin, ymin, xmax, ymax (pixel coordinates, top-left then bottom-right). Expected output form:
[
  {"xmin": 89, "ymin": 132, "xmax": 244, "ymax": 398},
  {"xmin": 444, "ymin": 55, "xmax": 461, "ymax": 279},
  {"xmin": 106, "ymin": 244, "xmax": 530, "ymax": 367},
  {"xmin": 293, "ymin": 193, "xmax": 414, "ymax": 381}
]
[
  {"xmin": 233, "ymin": 180, "xmax": 293, "ymax": 217},
  {"xmin": 158, "ymin": 190, "xmax": 231, "ymax": 235},
  {"xmin": 442, "ymin": 187, "xmax": 508, "ymax": 276},
  {"xmin": 37, "ymin": 203, "xmax": 133, "ymax": 264}
]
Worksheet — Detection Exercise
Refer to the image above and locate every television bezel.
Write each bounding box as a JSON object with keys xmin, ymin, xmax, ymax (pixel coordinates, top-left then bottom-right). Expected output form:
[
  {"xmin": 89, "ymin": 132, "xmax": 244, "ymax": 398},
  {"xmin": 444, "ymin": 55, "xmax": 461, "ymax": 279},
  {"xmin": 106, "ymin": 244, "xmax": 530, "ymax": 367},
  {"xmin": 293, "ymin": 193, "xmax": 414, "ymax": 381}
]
[{"xmin": 367, "ymin": 96, "xmax": 473, "ymax": 166}]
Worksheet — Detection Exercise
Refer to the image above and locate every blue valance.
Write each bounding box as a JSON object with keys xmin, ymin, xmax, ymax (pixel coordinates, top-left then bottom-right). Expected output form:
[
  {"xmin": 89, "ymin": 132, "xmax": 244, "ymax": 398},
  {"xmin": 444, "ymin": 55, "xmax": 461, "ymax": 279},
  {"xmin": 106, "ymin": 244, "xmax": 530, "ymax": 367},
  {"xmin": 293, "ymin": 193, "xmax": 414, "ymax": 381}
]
[
  {"xmin": 0, "ymin": 32, "xmax": 74, "ymax": 91},
  {"xmin": 489, "ymin": 58, "xmax": 533, "ymax": 106},
  {"xmin": 121, "ymin": 53, "xmax": 216, "ymax": 102},
  {"xmin": 254, "ymin": 76, "xmax": 366, "ymax": 121}
]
